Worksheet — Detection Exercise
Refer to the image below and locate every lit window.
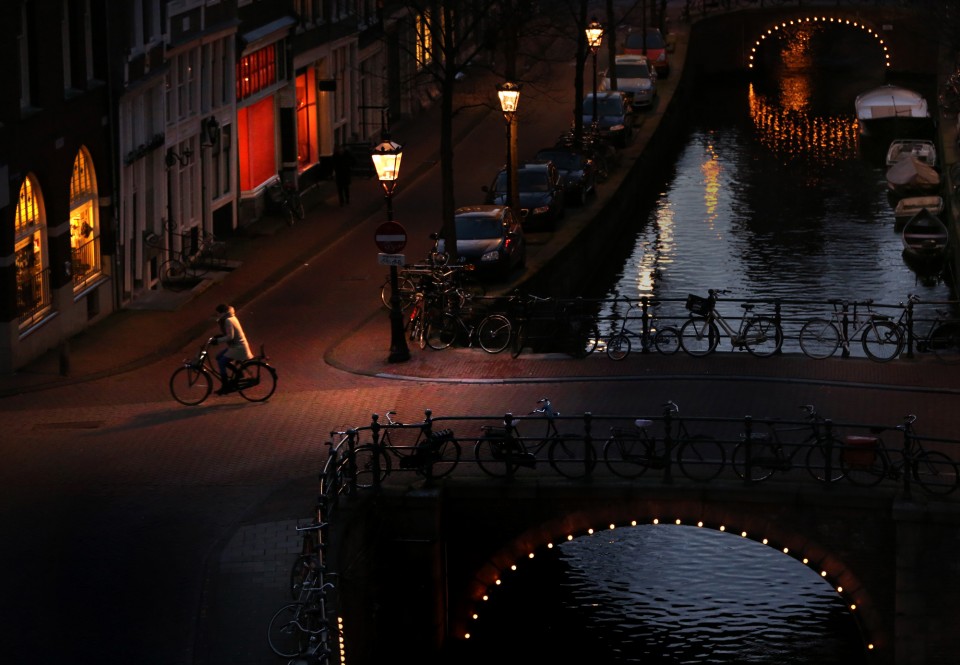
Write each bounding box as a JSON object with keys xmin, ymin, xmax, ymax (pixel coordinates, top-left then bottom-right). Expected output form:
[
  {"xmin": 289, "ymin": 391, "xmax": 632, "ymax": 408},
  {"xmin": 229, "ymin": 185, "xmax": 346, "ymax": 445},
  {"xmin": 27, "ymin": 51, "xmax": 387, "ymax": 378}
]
[
  {"xmin": 70, "ymin": 148, "xmax": 101, "ymax": 290},
  {"xmin": 15, "ymin": 176, "xmax": 51, "ymax": 327}
]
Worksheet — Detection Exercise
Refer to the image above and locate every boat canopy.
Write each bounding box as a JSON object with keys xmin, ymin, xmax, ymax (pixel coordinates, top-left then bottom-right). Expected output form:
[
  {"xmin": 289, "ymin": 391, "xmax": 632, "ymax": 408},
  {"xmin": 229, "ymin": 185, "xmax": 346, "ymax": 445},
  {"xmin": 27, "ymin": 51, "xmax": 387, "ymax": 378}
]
[{"xmin": 855, "ymin": 85, "xmax": 929, "ymax": 120}]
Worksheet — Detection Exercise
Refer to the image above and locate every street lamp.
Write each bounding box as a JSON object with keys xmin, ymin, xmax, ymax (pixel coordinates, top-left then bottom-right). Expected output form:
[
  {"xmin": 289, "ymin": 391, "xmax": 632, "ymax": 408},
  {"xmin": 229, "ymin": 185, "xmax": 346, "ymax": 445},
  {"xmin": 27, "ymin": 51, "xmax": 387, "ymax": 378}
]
[
  {"xmin": 497, "ymin": 82, "xmax": 521, "ymax": 217},
  {"xmin": 586, "ymin": 17, "xmax": 604, "ymax": 125},
  {"xmin": 371, "ymin": 137, "xmax": 410, "ymax": 363}
]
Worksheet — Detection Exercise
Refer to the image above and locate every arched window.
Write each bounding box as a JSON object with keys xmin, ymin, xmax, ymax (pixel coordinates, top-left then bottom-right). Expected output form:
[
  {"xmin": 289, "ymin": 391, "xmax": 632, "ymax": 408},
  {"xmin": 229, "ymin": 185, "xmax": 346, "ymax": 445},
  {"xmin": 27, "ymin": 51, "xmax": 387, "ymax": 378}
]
[
  {"xmin": 70, "ymin": 147, "xmax": 101, "ymax": 289},
  {"xmin": 15, "ymin": 175, "xmax": 50, "ymax": 327}
]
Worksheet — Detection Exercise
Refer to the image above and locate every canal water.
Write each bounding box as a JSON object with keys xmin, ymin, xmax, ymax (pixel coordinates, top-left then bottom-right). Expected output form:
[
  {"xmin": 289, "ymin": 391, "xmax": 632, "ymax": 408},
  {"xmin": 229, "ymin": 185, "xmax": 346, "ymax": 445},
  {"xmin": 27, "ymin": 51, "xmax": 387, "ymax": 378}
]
[{"xmin": 457, "ymin": 23, "xmax": 939, "ymax": 664}]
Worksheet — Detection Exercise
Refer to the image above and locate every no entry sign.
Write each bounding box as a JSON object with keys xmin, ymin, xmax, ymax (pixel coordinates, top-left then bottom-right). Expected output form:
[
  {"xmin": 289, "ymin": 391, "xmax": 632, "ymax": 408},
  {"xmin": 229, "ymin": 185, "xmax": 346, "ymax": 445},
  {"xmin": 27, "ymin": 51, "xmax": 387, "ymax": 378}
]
[{"xmin": 375, "ymin": 221, "xmax": 407, "ymax": 253}]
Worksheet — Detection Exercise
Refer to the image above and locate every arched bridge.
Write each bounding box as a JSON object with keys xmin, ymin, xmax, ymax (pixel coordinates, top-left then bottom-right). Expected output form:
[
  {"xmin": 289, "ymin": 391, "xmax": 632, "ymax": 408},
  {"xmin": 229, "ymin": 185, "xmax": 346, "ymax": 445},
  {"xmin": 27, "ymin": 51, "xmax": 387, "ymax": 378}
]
[
  {"xmin": 686, "ymin": 2, "xmax": 937, "ymax": 75},
  {"xmin": 325, "ymin": 411, "xmax": 960, "ymax": 665}
]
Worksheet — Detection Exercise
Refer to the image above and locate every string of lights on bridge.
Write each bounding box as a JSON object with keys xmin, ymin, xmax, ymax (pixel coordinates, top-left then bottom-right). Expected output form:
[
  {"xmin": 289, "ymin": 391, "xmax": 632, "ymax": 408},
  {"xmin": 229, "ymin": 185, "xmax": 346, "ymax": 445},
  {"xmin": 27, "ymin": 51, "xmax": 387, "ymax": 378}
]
[
  {"xmin": 462, "ymin": 517, "xmax": 876, "ymax": 656},
  {"xmin": 748, "ymin": 14, "xmax": 891, "ymax": 70}
]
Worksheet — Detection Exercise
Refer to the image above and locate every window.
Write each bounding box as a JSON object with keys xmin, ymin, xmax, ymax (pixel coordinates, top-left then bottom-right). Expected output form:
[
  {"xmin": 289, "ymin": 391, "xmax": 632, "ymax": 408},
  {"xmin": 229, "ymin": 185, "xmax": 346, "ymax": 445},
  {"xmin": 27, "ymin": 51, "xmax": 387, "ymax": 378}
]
[
  {"xmin": 415, "ymin": 10, "xmax": 432, "ymax": 69},
  {"xmin": 238, "ymin": 97, "xmax": 276, "ymax": 190},
  {"xmin": 296, "ymin": 69, "xmax": 318, "ymax": 169},
  {"xmin": 236, "ymin": 45, "xmax": 277, "ymax": 101},
  {"xmin": 15, "ymin": 176, "xmax": 51, "ymax": 327},
  {"xmin": 70, "ymin": 148, "xmax": 101, "ymax": 290},
  {"xmin": 210, "ymin": 123, "xmax": 232, "ymax": 199}
]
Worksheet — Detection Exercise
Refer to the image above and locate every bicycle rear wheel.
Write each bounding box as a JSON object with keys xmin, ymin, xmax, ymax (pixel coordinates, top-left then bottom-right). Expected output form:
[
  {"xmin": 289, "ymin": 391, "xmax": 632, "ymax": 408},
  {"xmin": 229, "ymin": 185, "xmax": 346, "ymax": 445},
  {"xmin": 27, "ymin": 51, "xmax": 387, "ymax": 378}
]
[
  {"xmin": 602, "ymin": 435, "xmax": 653, "ymax": 479},
  {"xmin": 289, "ymin": 554, "xmax": 320, "ymax": 601},
  {"xmin": 352, "ymin": 444, "xmax": 391, "ymax": 488},
  {"xmin": 267, "ymin": 603, "xmax": 313, "ymax": 658},
  {"xmin": 170, "ymin": 366, "xmax": 213, "ymax": 405},
  {"xmin": 804, "ymin": 437, "xmax": 845, "ymax": 482},
  {"xmin": 477, "ymin": 314, "xmax": 512, "ymax": 353},
  {"xmin": 548, "ymin": 435, "xmax": 597, "ymax": 479},
  {"xmin": 426, "ymin": 313, "xmax": 459, "ymax": 350},
  {"xmin": 237, "ymin": 360, "xmax": 277, "ymax": 402},
  {"xmin": 419, "ymin": 437, "xmax": 462, "ymax": 479},
  {"xmin": 381, "ymin": 276, "xmax": 416, "ymax": 311},
  {"xmin": 743, "ymin": 317, "xmax": 782, "ymax": 357},
  {"xmin": 676, "ymin": 435, "xmax": 725, "ymax": 481},
  {"xmin": 798, "ymin": 318, "xmax": 840, "ymax": 359},
  {"xmin": 927, "ymin": 322, "xmax": 960, "ymax": 364},
  {"xmin": 606, "ymin": 334, "xmax": 631, "ymax": 361},
  {"xmin": 913, "ymin": 451, "xmax": 959, "ymax": 495},
  {"xmin": 861, "ymin": 320, "xmax": 902, "ymax": 362},
  {"xmin": 730, "ymin": 439, "xmax": 777, "ymax": 482},
  {"xmin": 474, "ymin": 438, "xmax": 523, "ymax": 477},
  {"xmin": 510, "ymin": 324, "xmax": 526, "ymax": 358},
  {"xmin": 160, "ymin": 258, "xmax": 189, "ymax": 284},
  {"xmin": 679, "ymin": 318, "xmax": 719, "ymax": 356},
  {"xmin": 840, "ymin": 441, "xmax": 886, "ymax": 486},
  {"xmin": 654, "ymin": 326, "xmax": 681, "ymax": 354}
]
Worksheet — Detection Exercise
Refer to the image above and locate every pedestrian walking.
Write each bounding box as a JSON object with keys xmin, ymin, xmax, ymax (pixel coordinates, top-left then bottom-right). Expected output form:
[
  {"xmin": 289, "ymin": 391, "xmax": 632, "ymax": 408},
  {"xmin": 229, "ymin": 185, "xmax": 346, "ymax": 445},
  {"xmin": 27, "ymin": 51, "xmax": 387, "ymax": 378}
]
[
  {"xmin": 332, "ymin": 145, "xmax": 356, "ymax": 206},
  {"xmin": 213, "ymin": 303, "xmax": 253, "ymax": 394}
]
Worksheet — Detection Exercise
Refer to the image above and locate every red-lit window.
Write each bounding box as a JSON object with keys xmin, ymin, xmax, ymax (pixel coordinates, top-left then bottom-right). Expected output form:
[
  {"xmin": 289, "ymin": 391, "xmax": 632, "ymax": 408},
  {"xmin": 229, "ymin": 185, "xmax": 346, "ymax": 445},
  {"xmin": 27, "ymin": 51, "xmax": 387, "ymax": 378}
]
[
  {"xmin": 237, "ymin": 96, "xmax": 277, "ymax": 191},
  {"xmin": 236, "ymin": 45, "xmax": 277, "ymax": 101},
  {"xmin": 296, "ymin": 69, "xmax": 318, "ymax": 169}
]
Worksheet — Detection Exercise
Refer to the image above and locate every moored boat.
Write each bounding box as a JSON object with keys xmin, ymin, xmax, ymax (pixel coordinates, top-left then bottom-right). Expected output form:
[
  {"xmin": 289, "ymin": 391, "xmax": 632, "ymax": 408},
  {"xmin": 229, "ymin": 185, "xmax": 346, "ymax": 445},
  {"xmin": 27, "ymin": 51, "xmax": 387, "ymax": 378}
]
[
  {"xmin": 855, "ymin": 85, "xmax": 931, "ymax": 137},
  {"xmin": 901, "ymin": 208, "xmax": 949, "ymax": 262},
  {"xmin": 885, "ymin": 156, "xmax": 940, "ymax": 196},
  {"xmin": 885, "ymin": 139, "xmax": 937, "ymax": 167},
  {"xmin": 893, "ymin": 195, "xmax": 943, "ymax": 230}
]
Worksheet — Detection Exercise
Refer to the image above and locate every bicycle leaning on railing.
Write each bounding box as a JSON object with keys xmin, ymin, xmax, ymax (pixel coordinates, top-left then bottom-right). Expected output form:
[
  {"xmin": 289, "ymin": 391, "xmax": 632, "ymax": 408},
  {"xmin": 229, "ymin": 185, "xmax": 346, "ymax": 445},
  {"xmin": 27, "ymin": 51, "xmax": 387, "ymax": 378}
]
[
  {"xmin": 797, "ymin": 298, "xmax": 902, "ymax": 362},
  {"xmin": 604, "ymin": 296, "xmax": 680, "ymax": 360},
  {"xmin": 168, "ymin": 337, "xmax": 277, "ymax": 405},
  {"xmin": 268, "ymin": 174, "xmax": 305, "ymax": 225},
  {"xmin": 679, "ymin": 289, "xmax": 783, "ymax": 357}
]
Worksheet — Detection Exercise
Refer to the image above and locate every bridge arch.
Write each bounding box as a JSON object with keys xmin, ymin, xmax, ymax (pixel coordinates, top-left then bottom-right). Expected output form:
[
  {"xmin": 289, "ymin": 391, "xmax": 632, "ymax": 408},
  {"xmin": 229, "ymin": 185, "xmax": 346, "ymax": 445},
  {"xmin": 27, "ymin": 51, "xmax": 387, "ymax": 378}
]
[
  {"xmin": 455, "ymin": 504, "xmax": 879, "ymax": 659},
  {"xmin": 747, "ymin": 14, "xmax": 890, "ymax": 71}
]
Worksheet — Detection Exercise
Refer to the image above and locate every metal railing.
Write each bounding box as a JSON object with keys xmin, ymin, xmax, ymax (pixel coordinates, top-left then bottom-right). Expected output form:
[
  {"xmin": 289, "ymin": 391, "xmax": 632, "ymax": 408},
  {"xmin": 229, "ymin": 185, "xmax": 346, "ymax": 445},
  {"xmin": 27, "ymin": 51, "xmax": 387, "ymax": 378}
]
[
  {"xmin": 17, "ymin": 267, "xmax": 51, "ymax": 328},
  {"xmin": 72, "ymin": 235, "xmax": 102, "ymax": 289}
]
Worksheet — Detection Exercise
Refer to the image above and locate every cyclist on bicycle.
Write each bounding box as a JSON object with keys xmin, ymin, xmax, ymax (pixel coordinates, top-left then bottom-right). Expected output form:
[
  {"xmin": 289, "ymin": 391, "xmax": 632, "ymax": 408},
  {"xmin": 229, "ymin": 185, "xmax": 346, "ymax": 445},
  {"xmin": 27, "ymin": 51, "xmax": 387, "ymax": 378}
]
[{"xmin": 213, "ymin": 304, "xmax": 253, "ymax": 394}]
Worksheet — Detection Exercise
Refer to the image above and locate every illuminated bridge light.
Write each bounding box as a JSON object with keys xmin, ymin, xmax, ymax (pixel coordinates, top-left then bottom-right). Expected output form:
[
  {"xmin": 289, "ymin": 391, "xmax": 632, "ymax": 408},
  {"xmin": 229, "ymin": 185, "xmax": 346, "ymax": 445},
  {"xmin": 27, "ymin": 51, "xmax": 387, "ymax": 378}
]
[
  {"xmin": 697, "ymin": 521, "xmax": 704, "ymax": 527},
  {"xmin": 630, "ymin": 520, "xmax": 637, "ymax": 526},
  {"xmin": 675, "ymin": 519, "xmax": 682, "ymax": 525},
  {"xmin": 587, "ymin": 528, "xmax": 594, "ymax": 535},
  {"xmin": 464, "ymin": 632, "xmax": 471, "ymax": 639},
  {"xmin": 510, "ymin": 564, "xmax": 517, "ymax": 571},
  {"xmin": 653, "ymin": 518, "xmax": 659, "ymax": 524},
  {"xmin": 837, "ymin": 586, "xmax": 843, "ymax": 593},
  {"xmin": 528, "ymin": 552, "xmax": 535, "ymax": 559},
  {"xmin": 609, "ymin": 523, "xmax": 616, "ymax": 530},
  {"xmin": 472, "ymin": 613, "xmax": 478, "ymax": 620},
  {"xmin": 719, "ymin": 525, "xmax": 726, "ymax": 532},
  {"xmin": 567, "ymin": 534, "xmax": 573, "ymax": 541}
]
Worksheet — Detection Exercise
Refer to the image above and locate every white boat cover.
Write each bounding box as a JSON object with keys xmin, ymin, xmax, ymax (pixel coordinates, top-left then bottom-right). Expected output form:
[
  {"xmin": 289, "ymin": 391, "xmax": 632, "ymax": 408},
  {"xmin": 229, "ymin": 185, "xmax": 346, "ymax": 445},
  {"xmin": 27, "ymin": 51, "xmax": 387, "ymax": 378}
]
[
  {"xmin": 855, "ymin": 85, "xmax": 929, "ymax": 120},
  {"xmin": 886, "ymin": 156, "xmax": 940, "ymax": 189}
]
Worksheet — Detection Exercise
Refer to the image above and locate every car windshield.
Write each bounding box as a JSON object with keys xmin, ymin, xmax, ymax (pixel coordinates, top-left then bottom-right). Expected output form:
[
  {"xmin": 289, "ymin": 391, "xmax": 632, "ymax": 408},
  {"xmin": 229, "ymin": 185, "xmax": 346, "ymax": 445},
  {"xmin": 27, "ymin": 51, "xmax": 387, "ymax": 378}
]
[
  {"xmin": 626, "ymin": 30, "xmax": 664, "ymax": 50},
  {"xmin": 614, "ymin": 64, "xmax": 651, "ymax": 79},
  {"xmin": 586, "ymin": 97, "xmax": 626, "ymax": 116},
  {"xmin": 455, "ymin": 216, "xmax": 502, "ymax": 240},
  {"xmin": 518, "ymin": 170, "xmax": 550, "ymax": 191},
  {"xmin": 536, "ymin": 152, "xmax": 581, "ymax": 170}
]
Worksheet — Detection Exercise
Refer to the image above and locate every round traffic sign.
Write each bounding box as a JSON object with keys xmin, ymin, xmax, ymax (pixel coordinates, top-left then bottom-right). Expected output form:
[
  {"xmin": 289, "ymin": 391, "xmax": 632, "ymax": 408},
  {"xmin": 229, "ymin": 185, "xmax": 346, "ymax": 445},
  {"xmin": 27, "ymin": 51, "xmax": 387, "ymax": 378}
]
[{"xmin": 375, "ymin": 221, "xmax": 407, "ymax": 253}]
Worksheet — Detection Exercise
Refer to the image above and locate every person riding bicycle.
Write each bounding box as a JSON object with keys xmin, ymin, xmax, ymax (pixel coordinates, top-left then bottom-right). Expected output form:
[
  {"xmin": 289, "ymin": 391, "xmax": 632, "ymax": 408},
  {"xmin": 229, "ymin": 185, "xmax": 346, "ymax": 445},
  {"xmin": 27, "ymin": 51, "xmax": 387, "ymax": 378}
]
[{"xmin": 213, "ymin": 304, "xmax": 253, "ymax": 394}]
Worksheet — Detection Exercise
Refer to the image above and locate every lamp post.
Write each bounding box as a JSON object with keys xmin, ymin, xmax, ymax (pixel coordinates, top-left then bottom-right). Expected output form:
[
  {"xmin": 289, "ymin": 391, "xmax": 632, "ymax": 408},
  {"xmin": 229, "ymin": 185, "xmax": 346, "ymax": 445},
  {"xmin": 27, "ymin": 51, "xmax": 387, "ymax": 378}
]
[
  {"xmin": 497, "ymin": 82, "xmax": 521, "ymax": 217},
  {"xmin": 371, "ymin": 137, "xmax": 410, "ymax": 364},
  {"xmin": 586, "ymin": 18, "xmax": 604, "ymax": 125}
]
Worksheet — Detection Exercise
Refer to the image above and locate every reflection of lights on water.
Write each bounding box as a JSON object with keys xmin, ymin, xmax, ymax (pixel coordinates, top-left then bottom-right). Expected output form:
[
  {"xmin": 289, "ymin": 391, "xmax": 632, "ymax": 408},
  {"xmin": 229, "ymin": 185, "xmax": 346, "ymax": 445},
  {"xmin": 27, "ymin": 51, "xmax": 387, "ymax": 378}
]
[{"xmin": 748, "ymin": 16, "xmax": 890, "ymax": 70}]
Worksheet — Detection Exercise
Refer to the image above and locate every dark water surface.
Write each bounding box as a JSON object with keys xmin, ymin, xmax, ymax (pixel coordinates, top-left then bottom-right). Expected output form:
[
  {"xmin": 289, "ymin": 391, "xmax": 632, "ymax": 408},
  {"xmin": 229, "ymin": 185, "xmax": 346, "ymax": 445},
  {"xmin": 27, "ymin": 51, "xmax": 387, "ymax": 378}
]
[{"xmin": 456, "ymin": 24, "xmax": 937, "ymax": 664}]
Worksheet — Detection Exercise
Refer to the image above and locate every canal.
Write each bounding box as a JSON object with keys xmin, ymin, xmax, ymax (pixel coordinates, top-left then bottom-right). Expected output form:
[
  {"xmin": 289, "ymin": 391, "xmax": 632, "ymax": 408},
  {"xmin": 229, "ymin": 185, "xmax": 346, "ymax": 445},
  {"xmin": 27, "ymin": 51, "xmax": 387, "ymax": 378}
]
[{"xmin": 458, "ymin": 20, "xmax": 944, "ymax": 664}]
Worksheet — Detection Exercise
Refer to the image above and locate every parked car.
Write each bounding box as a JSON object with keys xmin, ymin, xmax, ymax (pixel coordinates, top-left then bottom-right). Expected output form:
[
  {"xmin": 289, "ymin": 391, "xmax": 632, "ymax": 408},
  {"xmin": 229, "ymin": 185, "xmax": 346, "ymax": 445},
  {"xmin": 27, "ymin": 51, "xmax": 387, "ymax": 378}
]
[
  {"xmin": 623, "ymin": 27, "xmax": 670, "ymax": 78},
  {"xmin": 482, "ymin": 160, "xmax": 566, "ymax": 230},
  {"xmin": 602, "ymin": 54, "xmax": 657, "ymax": 110},
  {"xmin": 436, "ymin": 205, "xmax": 526, "ymax": 279},
  {"xmin": 534, "ymin": 145, "xmax": 597, "ymax": 206},
  {"xmin": 582, "ymin": 91, "xmax": 634, "ymax": 148}
]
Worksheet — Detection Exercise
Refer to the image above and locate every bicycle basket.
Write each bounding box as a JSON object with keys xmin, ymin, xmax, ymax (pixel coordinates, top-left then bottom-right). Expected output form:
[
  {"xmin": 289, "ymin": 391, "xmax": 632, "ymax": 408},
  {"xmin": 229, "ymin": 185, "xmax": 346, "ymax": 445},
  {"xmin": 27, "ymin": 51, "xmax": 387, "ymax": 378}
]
[
  {"xmin": 685, "ymin": 294, "xmax": 714, "ymax": 315},
  {"xmin": 841, "ymin": 436, "xmax": 878, "ymax": 467}
]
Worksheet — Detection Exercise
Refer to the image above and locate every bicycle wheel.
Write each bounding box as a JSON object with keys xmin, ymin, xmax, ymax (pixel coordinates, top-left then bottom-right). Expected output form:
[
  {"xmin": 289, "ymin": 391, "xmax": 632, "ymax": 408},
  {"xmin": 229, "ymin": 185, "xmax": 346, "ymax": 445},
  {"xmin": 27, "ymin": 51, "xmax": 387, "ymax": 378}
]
[
  {"xmin": 420, "ymin": 437, "xmax": 461, "ymax": 479},
  {"xmin": 565, "ymin": 318, "xmax": 599, "ymax": 358},
  {"xmin": 160, "ymin": 258, "xmax": 189, "ymax": 283},
  {"xmin": 267, "ymin": 602, "xmax": 312, "ymax": 658},
  {"xmin": 743, "ymin": 316, "xmax": 782, "ymax": 357},
  {"xmin": 169, "ymin": 366, "xmax": 213, "ymax": 405},
  {"xmin": 474, "ymin": 437, "xmax": 523, "ymax": 477},
  {"xmin": 676, "ymin": 435, "xmax": 725, "ymax": 482},
  {"xmin": 548, "ymin": 435, "xmax": 597, "ymax": 479},
  {"xmin": 912, "ymin": 450, "xmax": 959, "ymax": 495},
  {"xmin": 654, "ymin": 326, "xmax": 681, "ymax": 355},
  {"xmin": 730, "ymin": 439, "xmax": 777, "ymax": 482},
  {"xmin": 840, "ymin": 441, "xmax": 886, "ymax": 487},
  {"xmin": 602, "ymin": 435, "xmax": 653, "ymax": 479},
  {"xmin": 927, "ymin": 322, "xmax": 960, "ymax": 364},
  {"xmin": 289, "ymin": 554, "xmax": 320, "ymax": 601},
  {"xmin": 351, "ymin": 444, "xmax": 391, "ymax": 488},
  {"xmin": 477, "ymin": 314, "xmax": 512, "ymax": 353},
  {"xmin": 385, "ymin": 276, "xmax": 417, "ymax": 311},
  {"xmin": 804, "ymin": 436, "xmax": 845, "ymax": 483},
  {"xmin": 679, "ymin": 318, "xmax": 719, "ymax": 356},
  {"xmin": 292, "ymin": 195, "xmax": 305, "ymax": 221},
  {"xmin": 798, "ymin": 319, "xmax": 840, "ymax": 359},
  {"xmin": 237, "ymin": 360, "xmax": 278, "ymax": 402},
  {"xmin": 861, "ymin": 320, "xmax": 902, "ymax": 362},
  {"xmin": 510, "ymin": 324, "xmax": 526, "ymax": 358},
  {"xmin": 426, "ymin": 313, "xmax": 459, "ymax": 350},
  {"xmin": 606, "ymin": 334, "xmax": 631, "ymax": 361}
]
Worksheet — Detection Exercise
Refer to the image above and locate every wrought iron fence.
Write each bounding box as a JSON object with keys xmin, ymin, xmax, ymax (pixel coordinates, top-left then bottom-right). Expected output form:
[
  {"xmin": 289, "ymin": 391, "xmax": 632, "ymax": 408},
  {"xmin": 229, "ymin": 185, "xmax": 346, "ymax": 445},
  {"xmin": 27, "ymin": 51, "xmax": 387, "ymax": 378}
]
[
  {"xmin": 17, "ymin": 266, "xmax": 51, "ymax": 328},
  {"xmin": 72, "ymin": 235, "xmax": 102, "ymax": 289}
]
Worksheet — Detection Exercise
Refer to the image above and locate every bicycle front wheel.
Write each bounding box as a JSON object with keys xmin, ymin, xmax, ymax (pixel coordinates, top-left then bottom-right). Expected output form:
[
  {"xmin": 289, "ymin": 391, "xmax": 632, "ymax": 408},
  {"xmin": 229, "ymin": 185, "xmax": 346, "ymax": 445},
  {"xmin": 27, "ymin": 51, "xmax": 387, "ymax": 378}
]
[
  {"xmin": 426, "ymin": 313, "xmax": 459, "ymax": 350},
  {"xmin": 805, "ymin": 437, "xmax": 845, "ymax": 483},
  {"xmin": 861, "ymin": 320, "xmax": 902, "ymax": 362},
  {"xmin": 238, "ymin": 360, "xmax": 278, "ymax": 402},
  {"xmin": 927, "ymin": 322, "xmax": 960, "ymax": 364},
  {"xmin": 352, "ymin": 444, "xmax": 391, "ymax": 488},
  {"xmin": 548, "ymin": 435, "xmax": 597, "ymax": 479},
  {"xmin": 606, "ymin": 334, "xmax": 631, "ymax": 361},
  {"xmin": 743, "ymin": 317, "xmax": 782, "ymax": 357},
  {"xmin": 510, "ymin": 324, "xmax": 526, "ymax": 358},
  {"xmin": 420, "ymin": 437, "xmax": 462, "ymax": 480},
  {"xmin": 381, "ymin": 276, "xmax": 416, "ymax": 311},
  {"xmin": 474, "ymin": 438, "xmax": 523, "ymax": 478},
  {"xmin": 840, "ymin": 442, "xmax": 886, "ymax": 487},
  {"xmin": 602, "ymin": 435, "xmax": 652, "ymax": 479},
  {"xmin": 267, "ymin": 603, "xmax": 312, "ymax": 658},
  {"xmin": 730, "ymin": 439, "xmax": 776, "ymax": 482},
  {"xmin": 913, "ymin": 451, "xmax": 959, "ymax": 495},
  {"xmin": 798, "ymin": 319, "xmax": 840, "ymax": 359},
  {"xmin": 289, "ymin": 554, "xmax": 320, "ymax": 601},
  {"xmin": 160, "ymin": 259, "xmax": 189, "ymax": 284},
  {"xmin": 654, "ymin": 326, "xmax": 681, "ymax": 355},
  {"xmin": 679, "ymin": 318, "xmax": 719, "ymax": 356},
  {"xmin": 170, "ymin": 366, "xmax": 213, "ymax": 405},
  {"xmin": 477, "ymin": 314, "xmax": 512, "ymax": 353},
  {"xmin": 676, "ymin": 435, "xmax": 725, "ymax": 482}
]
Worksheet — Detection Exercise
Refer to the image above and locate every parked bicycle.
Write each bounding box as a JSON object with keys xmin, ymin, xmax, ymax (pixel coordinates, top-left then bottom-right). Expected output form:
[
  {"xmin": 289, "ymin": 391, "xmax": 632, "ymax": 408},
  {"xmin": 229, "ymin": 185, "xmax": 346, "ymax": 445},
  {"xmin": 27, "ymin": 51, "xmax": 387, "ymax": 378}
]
[
  {"xmin": 351, "ymin": 410, "xmax": 461, "ymax": 486},
  {"xmin": 604, "ymin": 297, "xmax": 680, "ymax": 360},
  {"xmin": 267, "ymin": 579, "xmax": 335, "ymax": 659},
  {"xmin": 798, "ymin": 298, "xmax": 902, "ymax": 362},
  {"xmin": 602, "ymin": 401, "xmax": 726, "ymax": 482},
  {"xmin": 887, "ymin": 295, "xmax": 960, "ymax": 364},
  {"xmin": 169, "ymin": 337, "xmax": 277, "ymax": 405},
  {"xmin": 840, "ymin": 415, "xmax": 959, "ymax": 496},
  {"xmin": 425, "ymin": 296, "xmax": 513, "ymax": 353},
  {"xmin": 473, "ymin": 398, "xmax": 596, "ymax": 479},
  {"xmin": 510, "ymin": 294, "xmax": 600, "ymax": 359},
  {"xmin": 289, "ymin": 520, "xmax": 327, "ymax": 601},
  {"xmin": 679, "ymin": 289, "xmax": 782, "ymax": 357},
  {"xmin": 157, "ymin": 223, "xmax": 227, "ymax": 283},
  {"xmin": 268, "ymin": 174, "xmax": 305, "ymax": 225},
  {"xmin": 730, "ymin": 405, "xmax": 845, "ymax": 483}
]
